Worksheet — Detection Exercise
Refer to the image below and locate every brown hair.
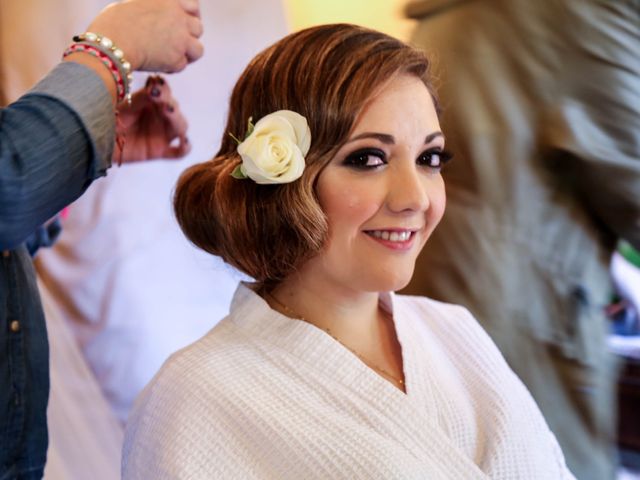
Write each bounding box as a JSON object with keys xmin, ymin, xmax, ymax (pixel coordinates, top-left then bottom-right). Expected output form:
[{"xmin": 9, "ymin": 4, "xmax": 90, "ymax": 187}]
[{"xmin": 174, "ymin": 24, "xmax": 436, "ymax": 286}]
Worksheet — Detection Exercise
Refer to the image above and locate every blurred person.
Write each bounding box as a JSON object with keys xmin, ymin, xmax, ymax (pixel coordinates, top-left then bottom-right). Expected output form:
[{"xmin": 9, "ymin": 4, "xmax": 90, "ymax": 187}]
[
  {"xmin": 32, "ymin": 0, "xmax": 287, "ymax": 425},
  {"xmin": 3, "ymin": 3, "xmax": 286, "ymax": 477},
  {"xmin": 403, "ymin": 1, "xmax": 640, "ymax": 479},
  {"xmin": 0, "ymin": 0, "xmax": 204, "ymax": 477},
  {"xmin": 123, "ymin": 24, "xmax": 574, "ymax": 479}
]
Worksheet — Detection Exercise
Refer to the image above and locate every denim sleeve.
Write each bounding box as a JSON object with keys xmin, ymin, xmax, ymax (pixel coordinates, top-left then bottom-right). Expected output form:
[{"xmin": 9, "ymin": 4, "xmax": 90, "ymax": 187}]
[{"xmin": 0, "ymin": 62, "xmax": 115, "ymax": 250}]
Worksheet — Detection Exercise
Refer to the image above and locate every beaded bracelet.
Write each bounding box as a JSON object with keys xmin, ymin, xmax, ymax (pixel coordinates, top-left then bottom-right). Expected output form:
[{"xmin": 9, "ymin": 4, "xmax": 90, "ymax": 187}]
[
  {"xmin": 63, "ymin": 43, "xmax": 126, "ymax": 100},
  {"xmin": 65, "ymin": 32, "xmax": 133, "ymax": 103}
]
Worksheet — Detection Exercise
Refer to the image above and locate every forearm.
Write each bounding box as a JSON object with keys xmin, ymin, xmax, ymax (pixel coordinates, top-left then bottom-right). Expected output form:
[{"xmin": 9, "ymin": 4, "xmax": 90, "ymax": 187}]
[{"xmin": 0, "ymin": 62, "xmax": 115, "ymax": 250}]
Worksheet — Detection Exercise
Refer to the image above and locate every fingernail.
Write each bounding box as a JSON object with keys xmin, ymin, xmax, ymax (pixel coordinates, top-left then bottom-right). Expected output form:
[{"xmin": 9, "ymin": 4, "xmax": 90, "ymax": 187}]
[{"xmin": 150, "ymin": 87, "xmax": 161, "ymax": 98}]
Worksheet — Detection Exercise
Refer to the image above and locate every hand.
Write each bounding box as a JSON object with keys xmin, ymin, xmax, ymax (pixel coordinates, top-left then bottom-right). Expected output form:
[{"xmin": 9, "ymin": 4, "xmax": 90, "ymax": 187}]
[
  {"xmin": 114, "ymin": 76, "xmax": 191, "ymax": 164},
  {"xmin": 87, "ymin": 0, "xmax": 204, "ymax": 73}
]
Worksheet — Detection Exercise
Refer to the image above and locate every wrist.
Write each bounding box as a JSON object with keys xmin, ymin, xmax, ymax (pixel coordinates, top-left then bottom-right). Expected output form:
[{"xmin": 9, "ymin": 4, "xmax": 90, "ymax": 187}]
[
  {"xmin": 64, "ymin": 32, "xmax": 133, "ymax": 104},
  {"xmin": 63, "ymin": 52, "xmax": 118, "ymax": 105}
]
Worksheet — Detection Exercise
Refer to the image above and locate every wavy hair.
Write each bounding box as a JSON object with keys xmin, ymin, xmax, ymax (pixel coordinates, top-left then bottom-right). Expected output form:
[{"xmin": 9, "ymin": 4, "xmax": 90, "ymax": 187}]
[{"xmin": 174, "ymin": 24, "xmax": 437, "ymax": 286}]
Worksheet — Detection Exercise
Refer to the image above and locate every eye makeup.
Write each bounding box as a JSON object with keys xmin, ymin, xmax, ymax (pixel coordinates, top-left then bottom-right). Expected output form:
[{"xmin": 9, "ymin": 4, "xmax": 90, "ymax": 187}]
[
  {"xmin": 342, "ymin": 148, "xmax": 386, "ymax": 169},
  {"xmin": 341, "ymin": 146, "xmax": 453, "ymax": 171},
  {"xmin": 417, "ymin": 148, "xmax": 453, "ymax": 169}
]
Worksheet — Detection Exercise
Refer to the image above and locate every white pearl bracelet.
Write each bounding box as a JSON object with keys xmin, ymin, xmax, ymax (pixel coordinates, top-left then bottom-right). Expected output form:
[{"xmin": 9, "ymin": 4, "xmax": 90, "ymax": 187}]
[{"xmin": 72, "ymin": 32, "xmax": 133, "ymax": 103}]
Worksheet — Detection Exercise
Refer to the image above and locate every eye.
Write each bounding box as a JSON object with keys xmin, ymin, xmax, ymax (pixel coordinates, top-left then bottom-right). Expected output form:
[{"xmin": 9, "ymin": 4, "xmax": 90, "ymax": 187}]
[
  {"xmin": 417, "ymin": 148, "xmax": 453, "ymax": 170},
  {"xmin": 342, "ymin": 148, "xmax": 386, "ymax": 169}
]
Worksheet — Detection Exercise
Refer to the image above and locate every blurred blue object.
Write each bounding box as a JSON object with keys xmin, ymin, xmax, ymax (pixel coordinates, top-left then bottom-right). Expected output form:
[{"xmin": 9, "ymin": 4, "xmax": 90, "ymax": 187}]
[{"xmin": 611, "ymin": 302, "xmax": 640, "ymax": 337}]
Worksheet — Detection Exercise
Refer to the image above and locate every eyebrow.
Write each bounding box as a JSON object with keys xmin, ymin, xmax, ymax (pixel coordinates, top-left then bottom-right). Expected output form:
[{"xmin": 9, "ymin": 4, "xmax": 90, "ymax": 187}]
[{"xmin": 346, "ymin": 131, "xmax": 444, "ymax": 145}]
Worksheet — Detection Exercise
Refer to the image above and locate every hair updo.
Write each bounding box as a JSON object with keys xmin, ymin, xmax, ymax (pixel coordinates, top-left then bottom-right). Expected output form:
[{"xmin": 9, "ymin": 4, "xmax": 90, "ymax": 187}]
[{"xmin": 174, "ymin": 24, "xmax": 437, "ymax": 287}]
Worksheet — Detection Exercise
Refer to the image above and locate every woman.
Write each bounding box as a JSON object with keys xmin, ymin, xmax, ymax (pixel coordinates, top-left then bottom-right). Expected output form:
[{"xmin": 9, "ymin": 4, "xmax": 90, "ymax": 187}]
[{"xmin": 123, "ymin": 24, "xmax": 575, "ymax": 479}]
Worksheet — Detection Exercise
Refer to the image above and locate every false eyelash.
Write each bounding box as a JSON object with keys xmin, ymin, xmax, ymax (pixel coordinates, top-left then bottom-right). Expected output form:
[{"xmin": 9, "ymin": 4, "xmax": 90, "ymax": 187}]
[{"xmin": 419, "ymin": 148, "xmax": 453, "ymax": 168}]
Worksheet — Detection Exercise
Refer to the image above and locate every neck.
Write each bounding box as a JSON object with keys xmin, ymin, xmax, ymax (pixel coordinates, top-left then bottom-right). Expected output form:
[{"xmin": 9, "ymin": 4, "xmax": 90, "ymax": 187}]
[
  {"xmin": 265, "ymin": 274, "xmax": 405, "ymax": 391},
  {"xmin": 269, "ymin": 272, "xmax": 382, "ymax": 342}
]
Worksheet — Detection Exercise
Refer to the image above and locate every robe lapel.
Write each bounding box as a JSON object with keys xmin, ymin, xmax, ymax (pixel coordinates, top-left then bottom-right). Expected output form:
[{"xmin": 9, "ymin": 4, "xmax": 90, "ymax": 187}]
[{"xmin": 378, "ymin": 293, "xmax": 492, "ymax": 479}]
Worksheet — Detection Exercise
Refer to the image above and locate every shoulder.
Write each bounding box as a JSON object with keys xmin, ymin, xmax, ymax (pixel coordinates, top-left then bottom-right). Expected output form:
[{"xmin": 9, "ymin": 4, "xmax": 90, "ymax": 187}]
[
  {"xmin": 122, "ymin": 318, "xmax": 256, "ymax": 479},
  {"xmin": 394, "ymin": 293, "xmax": 479, "ymax": 332},
  {"xmin": 394, "ymin": 293, "xmax": 510, "ymax": 366},
  {"xmin": 127, "ymin": 314, "xmax": 257, "ymax": 410}
]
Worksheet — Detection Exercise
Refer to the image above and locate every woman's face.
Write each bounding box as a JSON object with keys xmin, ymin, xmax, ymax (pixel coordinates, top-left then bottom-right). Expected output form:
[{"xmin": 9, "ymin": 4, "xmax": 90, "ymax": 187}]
[{"xmin": 308, "ymin": 74, "xmax": 447, "ymax": 294}]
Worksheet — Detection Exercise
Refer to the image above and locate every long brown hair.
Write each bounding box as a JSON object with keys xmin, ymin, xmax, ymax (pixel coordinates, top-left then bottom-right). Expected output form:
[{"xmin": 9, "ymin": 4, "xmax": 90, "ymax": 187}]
[{"xmin": 174, "ymin": 24, "xmax": 437, "ymax": 286}]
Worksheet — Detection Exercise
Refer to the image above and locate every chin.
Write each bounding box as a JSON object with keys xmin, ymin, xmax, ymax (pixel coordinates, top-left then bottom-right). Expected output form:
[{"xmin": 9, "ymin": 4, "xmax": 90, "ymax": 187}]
[
  {"xmin": 360, "ymin": 267, "xmax": 414, "ymax": 293},
  {"xmin": 387, "ymin": 276, "xmax": 412, "ymax": 293}
]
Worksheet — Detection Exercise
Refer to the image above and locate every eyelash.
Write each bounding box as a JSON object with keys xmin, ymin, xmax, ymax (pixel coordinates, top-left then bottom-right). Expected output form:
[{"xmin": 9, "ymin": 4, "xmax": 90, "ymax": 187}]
[{"xmin": 342, "ymin": 148, "xmax": 453, "ymax": 170}]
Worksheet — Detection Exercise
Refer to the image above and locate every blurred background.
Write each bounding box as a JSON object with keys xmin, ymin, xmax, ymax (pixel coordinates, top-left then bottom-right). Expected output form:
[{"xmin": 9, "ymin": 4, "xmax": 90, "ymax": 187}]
[{"xmin": 1, "ymin": 1, "xmax": 638, "ymax": 479}]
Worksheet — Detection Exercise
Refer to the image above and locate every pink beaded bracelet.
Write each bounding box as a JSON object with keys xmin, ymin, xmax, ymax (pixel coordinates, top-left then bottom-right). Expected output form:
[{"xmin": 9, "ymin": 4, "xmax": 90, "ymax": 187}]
[
  {"xmin": 64, "ymin": 32, "xmax": 133, "ymax": 103},
  {"xmin": 63, "ymin": 43, "xmax": 126, "ymax": 100}
]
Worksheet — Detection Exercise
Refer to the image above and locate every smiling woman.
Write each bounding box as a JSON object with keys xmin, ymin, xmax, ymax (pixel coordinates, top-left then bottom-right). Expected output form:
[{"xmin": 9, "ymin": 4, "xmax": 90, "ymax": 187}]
[
  {"xmin": 122, "ymin": 24, "xmax": 576, "ymax": 480},
  {"xmin": 172, "ymin": 23, "xmax": 438, "ymax": 287},
  {"xmin": 306, "ymin": 74, "xmax": 447, "ymax": 297}
]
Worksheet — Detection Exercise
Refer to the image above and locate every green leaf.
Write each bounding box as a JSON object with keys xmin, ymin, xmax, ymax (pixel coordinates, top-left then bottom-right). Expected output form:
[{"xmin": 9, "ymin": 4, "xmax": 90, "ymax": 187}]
[
  {"xmin": 245, "ymin": 117, "xmax": 255, "ymax": 139},
  {"xmin": 231, "ymin": 164, "xmax": 247, "ymax": 179},
  {"xmin": 228, "ymin": 132, "xmax": 242, "ymax": 145}
]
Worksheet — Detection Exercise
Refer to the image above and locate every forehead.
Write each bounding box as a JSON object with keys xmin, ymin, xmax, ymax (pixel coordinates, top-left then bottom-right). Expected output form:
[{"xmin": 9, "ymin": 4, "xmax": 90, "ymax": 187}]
[{"xmin": 351, "ymin": 74, "xmax": 439, "ymax": 136}]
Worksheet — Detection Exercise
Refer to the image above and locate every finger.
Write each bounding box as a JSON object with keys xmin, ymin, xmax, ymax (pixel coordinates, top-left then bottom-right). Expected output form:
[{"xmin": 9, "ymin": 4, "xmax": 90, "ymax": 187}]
[
  {"xmin": 146, "ymin": 76, "xmax": 186, "ymax": 134},
  {"xmin": 185, "ymin": 38, "xmax": 204, "ymax": 64},
  {"xmin": 116, "ymin": 88, "xmax": 153, "ymax": 128},
  {"xmin": 167, "ymin": 55, "xmax": 189, "ymax": 73},
  {"xmin": 145, "ymin": 112, "xmax": 175, "ymax": 159},
  {"xmin": 162, "ymin": 101, "xmax": 189, "ymax": 139},
  {"xmin": 163, "ymin": 136, "xmax": 192, "ymax": 159},
  {"xmin": 146, "ymin": 76, "xmax": 170, "ymax": 104},
  {"xmin": 179, "ymin": 0, "xmax": 200, "ymax": 17},
  {"xmin": 187, "ymin": 15, "xmax": 203, "ymax": 38}
]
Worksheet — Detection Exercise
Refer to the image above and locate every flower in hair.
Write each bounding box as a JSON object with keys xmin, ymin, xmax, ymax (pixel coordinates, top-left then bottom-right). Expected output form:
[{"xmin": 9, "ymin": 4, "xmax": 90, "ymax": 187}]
[{"xmin": 231, "ymin": 110, "xmax": 311, "ymax": 184}]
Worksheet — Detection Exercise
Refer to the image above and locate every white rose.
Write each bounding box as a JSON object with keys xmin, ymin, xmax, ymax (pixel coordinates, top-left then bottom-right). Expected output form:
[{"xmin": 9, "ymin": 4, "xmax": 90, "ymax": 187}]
[{"xmin": 237, "ymin": 110, "xmax": 311, "ymax": 184}]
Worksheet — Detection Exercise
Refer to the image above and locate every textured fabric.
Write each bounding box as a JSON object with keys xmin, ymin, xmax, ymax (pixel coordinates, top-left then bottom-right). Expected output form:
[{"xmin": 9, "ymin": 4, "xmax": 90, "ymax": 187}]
[
  {"xmin": 402, "ymin": 1, "xmax": 640, "ymax": 479},
  {"xmin": 0, "ymin": 246, "xmax": 49, "ymax": 480},
  {"xmin": 0, "ymin": 62, "xmax": 115, "ymax": 479},
  {"xmin": 0, "ymin": 62, "xmax": 114, "ymax": 250},
  {"xmin": 123, "ymin": 284, "xmax": 575, "ymax": 479},
  {"xmin": 39, "ymin": 278, "xmax": 123, "ymax": 480}
]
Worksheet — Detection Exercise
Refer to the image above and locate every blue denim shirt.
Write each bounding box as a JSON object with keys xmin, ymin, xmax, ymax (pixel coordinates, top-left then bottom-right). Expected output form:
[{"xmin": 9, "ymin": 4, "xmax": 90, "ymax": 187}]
[
  {"xmin": 0, "ymin": 247, "xmax": 49, "ymax": 480},
  {"xmin": 0, "ymin": 62, "xmax": 114, "ymax": 479}
]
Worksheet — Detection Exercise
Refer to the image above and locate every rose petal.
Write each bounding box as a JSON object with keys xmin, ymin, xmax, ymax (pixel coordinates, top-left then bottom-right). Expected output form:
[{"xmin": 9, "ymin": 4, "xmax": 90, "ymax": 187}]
[{"xmin": 276, "ymin": 110, "xmax": 311, "ymax": 155}]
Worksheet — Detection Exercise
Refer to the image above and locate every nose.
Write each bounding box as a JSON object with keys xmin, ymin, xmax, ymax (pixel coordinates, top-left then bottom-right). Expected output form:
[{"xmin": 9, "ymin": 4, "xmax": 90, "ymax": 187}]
[{"xmin": 385, "ymin": 161, "xmax": 430, "ymax": 214}]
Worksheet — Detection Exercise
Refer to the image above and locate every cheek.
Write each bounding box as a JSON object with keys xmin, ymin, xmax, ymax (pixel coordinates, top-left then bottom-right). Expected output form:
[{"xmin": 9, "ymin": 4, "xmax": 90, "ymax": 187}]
[
  {"xmin": 428, "ymin": 178, "xmax": 447, "ymax": 228},
  {"xmin": 321, "ymin": 185, "xmax": 381, "ymax": 235}
]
